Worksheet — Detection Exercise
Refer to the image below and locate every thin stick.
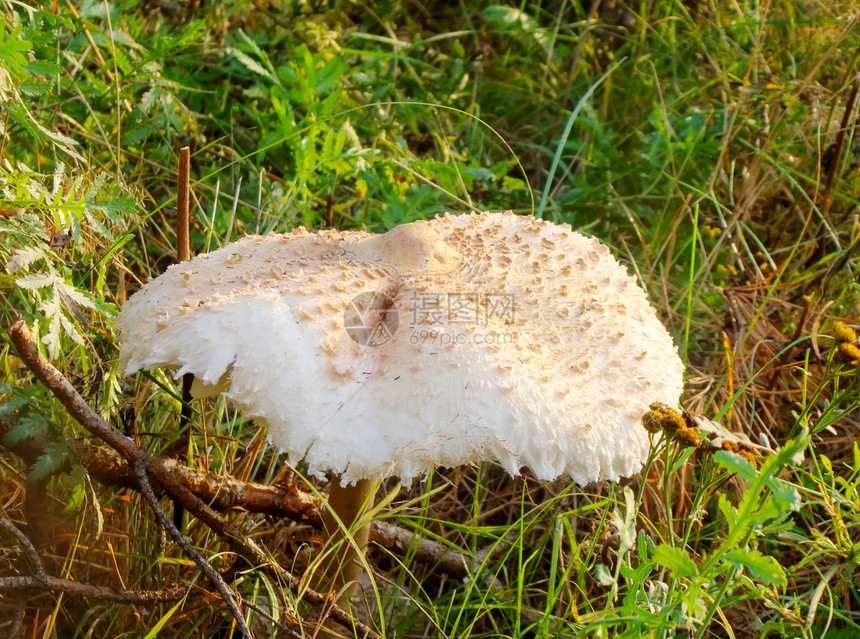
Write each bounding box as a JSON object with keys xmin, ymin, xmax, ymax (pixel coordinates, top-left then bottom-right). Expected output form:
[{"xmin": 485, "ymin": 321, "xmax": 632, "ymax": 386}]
[
  {"xmin": 822, "ymin": 76, "xmax": 859, "ymax": 216},
  {"xmin": 256, "ymin": 168, "xmax": 263, "ymax": 234},
  {"xmin": 177, "ymin": 147, "xmax": 191, "ymax": 263},
  {"xmin": 6, "ymin": 321, "xmax": 253, "ymax": 639},
  {"xmin": 325, "ymin": 171, "xmax": 338, "ymax": 228},
  {"xmin": 224, "ymin": 177, "xmax": 242, "ymax": 246},
  {"xmin": 0, "ymin": 519, "xmax": 43, "ymax": 574},
  {"xmin": 175, "ymin": 146, "xmax": 194, "ymax": 531}
]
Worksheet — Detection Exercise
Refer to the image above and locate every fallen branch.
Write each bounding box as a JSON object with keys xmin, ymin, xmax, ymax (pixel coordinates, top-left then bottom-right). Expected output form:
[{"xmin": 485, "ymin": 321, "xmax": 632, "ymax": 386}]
[
  {"xmin": 77, "ymin": 442, "xmax": 322, "ymax": 523},
  {"xmin": 0, "ymin": 573, "xmax": 190, "ymax": 604},
  {"xmin": 5, "ymin": 320, "xmax": 383, "ymax": 639},
  {"xmin": 83, "ymin": 444, "xmax": 472, "ymax": 574},
  {"xmin": 371, "ymin": 520, "xmax": 469, "ymax": 574},
  {"xmin": 2, "ymin": 412, "xmax": 475, "ymax": 575},
  {"xmin": 7, "ymin": 321, "xmax": 253, "ymax": 639}
]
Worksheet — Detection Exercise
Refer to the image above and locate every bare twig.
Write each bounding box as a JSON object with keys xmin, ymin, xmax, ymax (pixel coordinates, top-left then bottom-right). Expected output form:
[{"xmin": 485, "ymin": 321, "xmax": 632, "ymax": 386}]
[
  {"xmin": 244, "ymin": 600, "xmax": 306, "ymax": 639},
  {"xmin": 0, "ymin": 574, "xmax": 190, "ymax": 604},
  {"xmin": 8, "ymin": 323, "xmax": 137, "ymax": 456},
  {"xmin": 821, "ymin": 76, "xmax": 859, "ymax": 217},
  {"xmin": 176, "ymin": 146, "xmax": 191, "ymax": 264},
  {"xmin": 371, "ymin": 521, "xmax": 468, "ymax": 573},
  {"xmin": 0, "ymin": 519, "xmax": 44, "ymax": 574},
  {"xmin": 6, "ymin": 321, "xmax": 254, "ymax": 639},
  {"xmin": 91, "ymin": 445, "xmax": 323, "ymax": 521},
  {"xmin": 6, "ymin": 608, "xmax": 24, "ymax": 639}
]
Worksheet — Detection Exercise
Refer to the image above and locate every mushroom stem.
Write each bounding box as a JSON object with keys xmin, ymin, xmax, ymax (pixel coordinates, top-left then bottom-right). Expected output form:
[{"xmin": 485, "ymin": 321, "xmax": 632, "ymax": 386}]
[{"xmin": 321, "ymin": 476, "xmax": 373, "ymax": 595}]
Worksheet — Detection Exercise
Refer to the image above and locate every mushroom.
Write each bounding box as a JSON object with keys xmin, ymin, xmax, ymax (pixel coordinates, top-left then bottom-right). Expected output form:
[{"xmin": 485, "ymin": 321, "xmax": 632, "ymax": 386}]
[{"xmin": 117, "ymin": 211, "xmax": 684, "ymax": 594}]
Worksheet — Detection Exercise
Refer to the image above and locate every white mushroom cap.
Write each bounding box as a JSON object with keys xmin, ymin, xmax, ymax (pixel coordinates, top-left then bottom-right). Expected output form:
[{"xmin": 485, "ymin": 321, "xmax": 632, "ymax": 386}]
[{"xmin": 117, "ymin": 212, "xmax": 684, "ymax": 485}]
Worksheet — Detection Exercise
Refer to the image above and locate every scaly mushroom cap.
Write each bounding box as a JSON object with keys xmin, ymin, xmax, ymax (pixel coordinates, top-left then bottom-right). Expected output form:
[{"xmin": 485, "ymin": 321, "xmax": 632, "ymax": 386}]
[{"xmin": 118, "ymin": 212, "xmax": 684, "ymax": 484}]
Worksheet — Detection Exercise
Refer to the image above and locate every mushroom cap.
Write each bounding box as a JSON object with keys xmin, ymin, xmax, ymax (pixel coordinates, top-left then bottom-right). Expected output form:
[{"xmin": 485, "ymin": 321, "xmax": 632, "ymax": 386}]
[{"xmin": 117, "ymin": 212, "xmax": 684, "ymax": 484}]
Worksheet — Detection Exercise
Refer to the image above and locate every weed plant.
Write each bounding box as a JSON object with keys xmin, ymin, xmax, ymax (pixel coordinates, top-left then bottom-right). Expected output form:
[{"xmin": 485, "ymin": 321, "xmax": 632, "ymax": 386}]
[{"xmin": 1, "ymin": 1, "xmax": 859, "ymax": 637}]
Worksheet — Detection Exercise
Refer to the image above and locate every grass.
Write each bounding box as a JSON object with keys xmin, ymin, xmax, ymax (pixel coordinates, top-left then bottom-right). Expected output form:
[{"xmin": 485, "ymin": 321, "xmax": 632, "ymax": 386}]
[{"xmin": 1, "ymin": 0, "xmax": 860, "ymax": 637}]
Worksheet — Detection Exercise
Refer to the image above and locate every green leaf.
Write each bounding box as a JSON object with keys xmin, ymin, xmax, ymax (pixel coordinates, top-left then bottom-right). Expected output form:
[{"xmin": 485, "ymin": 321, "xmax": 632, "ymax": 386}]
[
  {"xmin": 717, "ymin": 493, "xmax": 738, "ymax": 530},
  {"xmin": 0, "ymin": 393, "xmax": 34, "ymax": 415},
  {"xmin": 16, "ymin": 272, "xmax": 54, "ymax": 289},
  {"xmin": 65, "ymin": 478, "xmax": 87, "ymax": 512},
  {"xmin": 714, "ymin": 450, "xmax": 759, "ymax": 481},
  {"xmin": 230, "ymin": 46, "xmax": 277, "ymax": 84},
  {"xmin": 653, "ymin": 544, "xmax": 699, "ymax": 578},
  {"xmin": 2, "ymin": 413, "xmax": 48, "ymax": 445},
  {"xmin": 30, "ymin": 440, "xmax": 71, "ymax": 482},
  {"xmin": 820, "ymin": 454, "xmax": 833, "ymax": 476},
  {"xmin": 314, "ymin": 56, "xmax": 346, "ymax": 95},
  {"xmin": 637, "ymin": 529, "xmax": 652, "ymax": 562},
  {"xmin": 724, "ymin": 549, "xmax": 787, "ymax": 587},
  {"xmin": 613, "ymin": 485, "xmax": 637, "ymax": 556},
  {"xmin": 230, "ymin": 29, "xmax": 279, "ymax": 86},
  {"xmin": 21, "ymin": 59, "xmax": 61, "ymax": 76},
  {"xmin": 5, "ymin": 245, "xmax": 47, "ymax": 273},
  {"xmin": 481, "ymin": 5, "xmax": 551, "ymax": 52},
  {"xmin": 594, "ymin": 563, "xmax": 615, "ymax": 586},
  {"xmin": 742, "ymin": 493, "xmax": 783, "ymax": 528},
  {"xmin": 766, "ymin": 481, "xmax": 801, "ymax": 512}
]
